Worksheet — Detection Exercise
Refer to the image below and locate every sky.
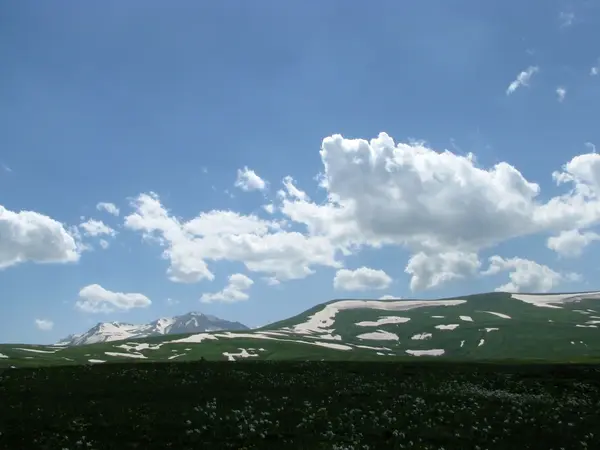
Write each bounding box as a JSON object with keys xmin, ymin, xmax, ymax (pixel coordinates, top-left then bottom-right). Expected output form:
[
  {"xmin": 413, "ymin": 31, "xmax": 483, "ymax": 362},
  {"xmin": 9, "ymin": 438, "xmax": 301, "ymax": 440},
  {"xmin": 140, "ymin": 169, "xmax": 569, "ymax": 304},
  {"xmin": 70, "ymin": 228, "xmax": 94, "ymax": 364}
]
[{"xmin": 2, "ymin": 1, "xmax": 600, "ymax": 344}]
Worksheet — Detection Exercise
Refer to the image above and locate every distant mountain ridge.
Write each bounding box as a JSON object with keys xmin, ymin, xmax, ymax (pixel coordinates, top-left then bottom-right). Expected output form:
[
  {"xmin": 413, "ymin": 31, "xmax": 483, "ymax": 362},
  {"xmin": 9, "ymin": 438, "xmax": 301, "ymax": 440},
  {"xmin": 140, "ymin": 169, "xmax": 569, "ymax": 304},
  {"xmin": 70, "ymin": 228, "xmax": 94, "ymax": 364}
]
[{"xmin": 57, "ymin": 312, "xmax": 249, "ymax": 346}]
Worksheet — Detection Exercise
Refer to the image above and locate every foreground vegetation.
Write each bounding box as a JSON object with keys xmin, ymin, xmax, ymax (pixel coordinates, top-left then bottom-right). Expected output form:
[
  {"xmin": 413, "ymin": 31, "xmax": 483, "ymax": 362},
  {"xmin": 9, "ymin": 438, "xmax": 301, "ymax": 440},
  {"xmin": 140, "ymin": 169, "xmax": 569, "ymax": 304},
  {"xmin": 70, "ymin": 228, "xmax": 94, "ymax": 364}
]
[{"xmin": 1, "ymin": 361, "xmax": 599, "ymax": 449}]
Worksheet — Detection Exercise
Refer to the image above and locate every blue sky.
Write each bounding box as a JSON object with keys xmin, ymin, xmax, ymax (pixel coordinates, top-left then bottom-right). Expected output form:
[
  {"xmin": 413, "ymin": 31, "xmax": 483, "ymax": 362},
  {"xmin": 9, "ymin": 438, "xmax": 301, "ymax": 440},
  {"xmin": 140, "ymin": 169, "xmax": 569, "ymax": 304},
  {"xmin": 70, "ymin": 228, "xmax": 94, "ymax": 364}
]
[{"xmin": 2, "ymin": 1, "xmax": 600, "ymax": 344}]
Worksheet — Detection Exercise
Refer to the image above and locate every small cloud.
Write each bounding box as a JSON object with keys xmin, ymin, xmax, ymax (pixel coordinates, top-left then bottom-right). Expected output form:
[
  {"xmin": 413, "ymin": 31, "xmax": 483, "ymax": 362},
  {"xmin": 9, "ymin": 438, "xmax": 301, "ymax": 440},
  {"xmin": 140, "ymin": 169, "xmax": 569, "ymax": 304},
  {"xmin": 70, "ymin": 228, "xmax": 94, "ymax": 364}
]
[
  {"xmin": 201, "ymin": 167, "xmax": 208, "ymax": 174},
  {"xmin": 585, "ymin": 142, "xmax": 597, "ymax": 153},
  {"xmin": 35, "ymin": 318, "xmax": 54, "ymax": 331},
  {"xmin": 591, "ymin": 60, "xmax": 599, "ymax": 76},
  {"xmin": 1, "ymin": 163, "xmax": 12, "ymax": 173},
  {"xmin": 506, "ymin": 66, "xmax": 539, "ymax": 95},
  {"xmin": 262, "ymin": 204, "xmax": 275, "ymax": 214},
  {"xmin": 166, "ymin": 297, "xmax": 179, "ymax": 305},
  {"xmin": 556, "ymin": 86, "xmax": 567, "ymax": 102},
  {"xmin": 96, "ymin": 202, "xmax": 120, "ymax": 216},
  {"xmin": 235, "ymin": 167, "xmax": 267, "ymax": 192},
  {"xmin": 75, "ymin": 284, "xmax": 152, "ymax": 313},
  {"xmin": 559, "ymin": 11, "xmax": 575, "ymax": 28},
  {"xmin": 333, "ymin": 267, "xmax": 392, "ymax": 291},
  {"xmin": 99, "ymin": 239, "xmax": 110, "ymax": 249},
  {"xmin": 79, "ymin": 219, "xmax": 116, "ymax": 237},
  {"xmin": 201, "ymin": 273, "xmax": 254, "ymax": 303}
]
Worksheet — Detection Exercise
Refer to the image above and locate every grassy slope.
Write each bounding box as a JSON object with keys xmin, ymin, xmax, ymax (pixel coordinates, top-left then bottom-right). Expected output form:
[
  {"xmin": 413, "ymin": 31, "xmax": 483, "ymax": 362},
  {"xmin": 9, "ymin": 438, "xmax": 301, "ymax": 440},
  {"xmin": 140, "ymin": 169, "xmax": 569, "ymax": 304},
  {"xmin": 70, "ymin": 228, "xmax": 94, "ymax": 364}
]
[{"xmin": 1, "ymin": 292, "xmax": 600, "ymax": 367}]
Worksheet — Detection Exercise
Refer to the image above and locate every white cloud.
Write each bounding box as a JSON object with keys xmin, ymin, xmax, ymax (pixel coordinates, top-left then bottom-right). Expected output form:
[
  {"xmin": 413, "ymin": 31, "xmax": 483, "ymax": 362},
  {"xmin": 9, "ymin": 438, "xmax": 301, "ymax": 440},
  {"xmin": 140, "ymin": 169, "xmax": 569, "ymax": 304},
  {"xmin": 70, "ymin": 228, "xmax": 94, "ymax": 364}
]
[
  {"xmin": 35, "ymin": 318, "xmax": 54, "ymax": 331},
  {"xmin": 96, "ymin": 202, "xmax": 120, "ymax": 216},
  {"xmin": 559, "ymin": 11, "xmax": 575, "ymax": 28},
  {"xmin": 201, "ymin": 273, "xmax": 254, "ymax": 303},
  {"xmin": 124, "ymin": 132, "xmax": 600, "ymax": 291},
  {"xmin": 79, "ymin": 219, "xmax": 116, "ymax": 237},
  {"xmin": 481, "ymin": 256, "xmax": 578, "ymax": 293},
  {"xmin": 75, "ymin": 284, "xmax": 151, "ymax": 313},
  {"xmin": 235, "ymin": 167, "xmax": 267, "ymax": 191},
  {"xmin": 547, "ymin": 229, "xmax": 600, "ymax": 258},
  {"xmin": 556, "ymin": 87, "xmax": 566, "ymax": 102},
  {"xmin": 99, "ymin": 239, "xmax": 110, "ymax": 249},
  {"xmin": 124, "ymin": 193, "xmax": 340, "ymax": 284},
  {"xmin": 592, "ymin": 64, "xmax": 599, "ymax": 76},
  {"xmin": 281, "ymin": 176, "xmax": 309, "ymax": 201},
  {"xmin": 506, "ymin": 66, "xmax": 539, "ymax": 95},
  {"xmin": 0, "ymin": 204, "xmax": 81, "ymax": 269},
  {"xmin": 379, "ymin": 294, "xmax": 401, "ymax": 300},
  {"xmin": 262, "ymin": 204, "xmax": 275, "ymax": 214},
  {"xmin": 333, "ymin": 267, "xmax": 392, "ymax": 291},
  {"xmin": 166, "ymin": 297, "xmax": 179, "ymax": 305},
  {"xmin": 405, "ymin": 251, "xmax": 481, "ymax": 291}
]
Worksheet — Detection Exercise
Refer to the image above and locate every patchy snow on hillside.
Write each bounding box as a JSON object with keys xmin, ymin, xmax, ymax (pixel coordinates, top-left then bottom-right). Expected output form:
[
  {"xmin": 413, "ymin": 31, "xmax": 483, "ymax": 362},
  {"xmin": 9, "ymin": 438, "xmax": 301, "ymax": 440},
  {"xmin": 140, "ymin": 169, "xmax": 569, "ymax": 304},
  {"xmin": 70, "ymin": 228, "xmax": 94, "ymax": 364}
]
[
  {"xmin": 459, "ymin": 316, "xmax": 473, "ymax": 322},
  {"xmin": 104, "ymin": 351, "xmax": 147, "ymax": 359},
  {"xmin": 435, "ymin": 324, "xmax": 460, "ymax": 330},
  {"xmin": 292, "ymin": 299, "xmax": 466, "ymax": 334},
  {"xmin": 15, "ymin": 347, "xmax": 60, "ymax": 354},
  {"xmin": 481, "ymin": 311, "xmax": 511, "ymax": 319},
  {"xmin": 511, "ymin": 292, "xmax": 600, "ymax": 309},
  {"xmin": 355, "ymin": 316, "xmax": 410, "ymax": 326},
  {"xmin": 356, "ymin": 330, "xmax": 399, "ymax": 341},
  {"xmin": 223, "ymin": 349, "xmax": 259, "ymax": 361},
  {"xmin": 406, "ymin": 349, "xmax": 445, "ymax": 356},
  {"xmin": 411, "ymin": 333, "xmax": 433, "ymax": 340}
]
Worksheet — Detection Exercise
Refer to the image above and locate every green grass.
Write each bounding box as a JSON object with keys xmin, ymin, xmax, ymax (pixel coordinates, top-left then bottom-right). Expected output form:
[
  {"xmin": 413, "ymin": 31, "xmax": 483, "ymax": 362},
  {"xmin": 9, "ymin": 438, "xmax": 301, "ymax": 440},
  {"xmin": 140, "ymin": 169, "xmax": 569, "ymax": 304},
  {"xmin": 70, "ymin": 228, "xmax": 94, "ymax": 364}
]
[{"xmin": 1, "ymin": 361, "xmax": 600, "ymax": 449}]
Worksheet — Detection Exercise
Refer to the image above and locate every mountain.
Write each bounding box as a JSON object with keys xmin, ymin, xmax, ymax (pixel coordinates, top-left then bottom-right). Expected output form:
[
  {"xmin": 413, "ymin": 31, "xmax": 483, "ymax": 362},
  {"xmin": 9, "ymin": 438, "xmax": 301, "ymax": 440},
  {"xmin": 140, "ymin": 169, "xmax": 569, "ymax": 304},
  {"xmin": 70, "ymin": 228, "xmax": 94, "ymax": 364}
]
[
  {"xmin": 56, "ymin": 312, "xmax": 249, "ymax": 346},
  {"xmin": 2, "ymin": 291, "xmax": 600, "ymax": 366}
]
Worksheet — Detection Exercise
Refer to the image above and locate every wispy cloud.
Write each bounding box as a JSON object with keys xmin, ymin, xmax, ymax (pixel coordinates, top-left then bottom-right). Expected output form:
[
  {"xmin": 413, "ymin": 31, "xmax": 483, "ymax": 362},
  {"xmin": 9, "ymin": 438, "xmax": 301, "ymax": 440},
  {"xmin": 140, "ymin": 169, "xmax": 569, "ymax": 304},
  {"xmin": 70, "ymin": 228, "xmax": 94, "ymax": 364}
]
[
  {"xmin": 506, "ymin": 66, "xmax": 539, "ymax": 95},
  {"xmin": 559, "ymin": 11, "xmax": 575, "ymax": 28},
  {"xmin": 556, "ymin": 86, "xmax": 567, "ymax": 102},
  {"xmin": 35, "ymin": 318, "xmax": 54, "ymax": 331}
]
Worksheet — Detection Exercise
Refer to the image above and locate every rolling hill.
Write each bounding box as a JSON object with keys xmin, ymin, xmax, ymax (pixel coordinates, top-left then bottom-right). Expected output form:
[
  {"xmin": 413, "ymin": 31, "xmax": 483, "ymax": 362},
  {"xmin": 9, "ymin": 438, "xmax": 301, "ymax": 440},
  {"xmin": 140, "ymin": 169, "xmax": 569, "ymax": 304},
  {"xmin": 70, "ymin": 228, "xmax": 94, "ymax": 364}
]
[{"xmin": 2, "ymin": 291, "xmax": 600, "ymax": 367}]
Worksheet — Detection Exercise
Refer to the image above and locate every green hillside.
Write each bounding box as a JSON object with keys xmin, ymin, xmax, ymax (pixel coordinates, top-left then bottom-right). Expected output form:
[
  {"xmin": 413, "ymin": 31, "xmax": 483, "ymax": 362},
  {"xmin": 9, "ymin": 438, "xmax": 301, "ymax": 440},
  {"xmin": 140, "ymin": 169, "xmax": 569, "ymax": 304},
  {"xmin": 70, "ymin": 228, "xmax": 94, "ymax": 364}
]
[{"xmin": 2, "ymin": 291, "xmax": 600, "ymax": 367}]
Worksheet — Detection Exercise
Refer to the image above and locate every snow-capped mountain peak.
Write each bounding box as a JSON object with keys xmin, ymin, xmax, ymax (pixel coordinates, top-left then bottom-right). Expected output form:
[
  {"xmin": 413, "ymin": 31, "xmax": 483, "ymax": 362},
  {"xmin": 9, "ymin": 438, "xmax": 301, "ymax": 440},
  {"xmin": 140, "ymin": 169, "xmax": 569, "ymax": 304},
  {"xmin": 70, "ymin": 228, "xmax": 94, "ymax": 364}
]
[{"xmin": 57, "ymin": 312, "xmax": 248, "ymax": 346}]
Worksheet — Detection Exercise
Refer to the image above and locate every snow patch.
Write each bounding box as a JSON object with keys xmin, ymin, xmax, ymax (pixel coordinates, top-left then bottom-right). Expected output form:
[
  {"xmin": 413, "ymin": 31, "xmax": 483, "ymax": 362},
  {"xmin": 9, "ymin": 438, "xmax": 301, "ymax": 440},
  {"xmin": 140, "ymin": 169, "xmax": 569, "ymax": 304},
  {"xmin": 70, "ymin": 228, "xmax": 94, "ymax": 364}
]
[
  {"xmin": 356, "ymin": 330, "xmax": 399, "ymax": 341},
  {"xmin": 115, "ymin": 342, "xmax": 163, "ymax": 352},
  {"xmin": 511, "ymin": 292, "xmax": 600, "ymax": 309},
  {"xmin": 88, "ymin": 359, "xmax": 105, "ymax": 364},
  {"xmin": 223, "ymin": 348, "xmax": 260, "ymax": 361},
  {"xmin": 104, "ymin": 351, "xmax": 147, "ymax": 359},
  {"xmin": 480, "ymin": 311, "xmax": 511, "ymax": 319},
  {"xmin": 405, "ymin": 349, "xmax": 445, "ymax": 356},
  {"xmin": 15, "ymin": 348, "xmax": 59, "ymax": 354},
  {"xmin": 169, "ymin": 333, "xmax": 218, "ymax": 344},
  {"xmin": 459, "ymin": 316, "xmax": 473, "ymax": 322},
  {"xmin": 0, "ymin": 353, "xmax": 8, "ymax": 358},
  {"xmin": 478, "ymin": 339, "xmax": 485, "ymax": 347},
  {"xmin": 356, "ymin": 316, "xmax": 411, "ymax": 326},
  {"xmin": 293, "ymin": 299, "xmax": 466, "ymax": 334},
  {"xmin": 484, "ymin": 328, "xmax": 499, "ymax": 332},
  {"xmin": 435, "ymin": 324, "xmax": 460, "ymax": 330},
  {"xmin": 411, "ymin": 333, "xmax": 432, "ymax": 340}
]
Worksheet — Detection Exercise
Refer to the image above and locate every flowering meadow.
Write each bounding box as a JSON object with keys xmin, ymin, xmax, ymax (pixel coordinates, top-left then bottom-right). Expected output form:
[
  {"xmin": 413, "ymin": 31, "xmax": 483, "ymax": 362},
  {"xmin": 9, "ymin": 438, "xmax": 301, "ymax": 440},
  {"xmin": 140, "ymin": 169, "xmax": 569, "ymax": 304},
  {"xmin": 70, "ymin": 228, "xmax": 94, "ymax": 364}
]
[{"xmin": 1, "ymin": 361, "xmax": 599, "ymax": 449}]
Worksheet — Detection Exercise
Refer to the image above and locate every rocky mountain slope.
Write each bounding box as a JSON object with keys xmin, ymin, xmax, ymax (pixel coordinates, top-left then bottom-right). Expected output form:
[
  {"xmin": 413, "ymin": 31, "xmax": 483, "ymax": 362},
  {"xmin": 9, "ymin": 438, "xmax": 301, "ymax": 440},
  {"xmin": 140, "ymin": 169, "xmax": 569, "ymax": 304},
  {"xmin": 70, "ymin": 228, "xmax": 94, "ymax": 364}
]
[
  {"xmin": 56, "ymin": 312, "xmax": 249, "ymax": 346},
  {"xmin": 2, "ymin": 291, "xmax": 600, "ymax": 366}
]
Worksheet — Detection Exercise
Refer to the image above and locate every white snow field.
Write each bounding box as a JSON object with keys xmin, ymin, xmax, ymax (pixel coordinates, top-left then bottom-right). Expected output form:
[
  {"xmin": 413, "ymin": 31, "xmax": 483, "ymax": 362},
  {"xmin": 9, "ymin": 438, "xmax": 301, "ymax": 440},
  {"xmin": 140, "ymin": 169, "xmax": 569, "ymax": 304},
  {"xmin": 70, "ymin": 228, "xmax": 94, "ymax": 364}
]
[
  {"xmin": 291, "ymin": 299, "xmax": 466, "ymax": 334},
  {"xmin": 356, "ymin": 330, "xmax": 400, "ymax": 341},
  {"xmin": 511, "ymin": 292, "xmax": 600, "ymax": 309},
  {"xmin": 435, "ymin": 324, "xmax": 460, "ymax": 330},
  {"xmin": 355, "ymin": 316, "xmax": 410, "ymax": 326},
  {"xmin": 405, "ymin": 349, "xmax": 445, "ymax": 356}
]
